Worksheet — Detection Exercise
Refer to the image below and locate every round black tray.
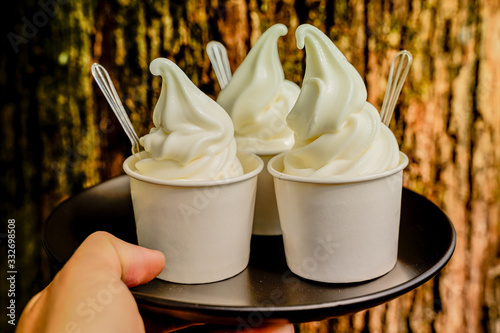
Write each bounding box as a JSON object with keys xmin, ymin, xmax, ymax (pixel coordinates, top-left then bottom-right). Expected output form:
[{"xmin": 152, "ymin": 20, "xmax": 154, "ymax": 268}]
[{"xmin": 43, "ymin": 175, "xmax": 455, "ymax": 325}]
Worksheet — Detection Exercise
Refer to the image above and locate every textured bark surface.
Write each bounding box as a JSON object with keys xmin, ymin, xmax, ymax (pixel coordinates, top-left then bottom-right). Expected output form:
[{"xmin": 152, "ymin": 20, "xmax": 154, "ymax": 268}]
[{"xmin": 1, "ymin": 0, "xmax": 499, "ymax": 332}]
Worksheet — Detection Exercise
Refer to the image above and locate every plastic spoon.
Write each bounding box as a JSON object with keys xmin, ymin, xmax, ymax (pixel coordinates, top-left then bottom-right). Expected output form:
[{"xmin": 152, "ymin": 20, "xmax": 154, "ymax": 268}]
[
  {"xmin": 380, "ymin": 50, "xmax": 413, "ymax": 126},
  {"xmin": 207, "ymin": 41, "xmax": 232, "ymax": 90},
  {"xmin": 91, "ymin": 63, "xmax": 142, "ymax": 158}
]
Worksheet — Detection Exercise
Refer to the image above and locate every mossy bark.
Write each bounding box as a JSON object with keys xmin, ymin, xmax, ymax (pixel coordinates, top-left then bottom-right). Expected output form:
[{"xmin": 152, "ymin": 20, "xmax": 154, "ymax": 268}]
[{"xmin": 1, "ymin": 0, "xmax": 499, "ymax": 332}]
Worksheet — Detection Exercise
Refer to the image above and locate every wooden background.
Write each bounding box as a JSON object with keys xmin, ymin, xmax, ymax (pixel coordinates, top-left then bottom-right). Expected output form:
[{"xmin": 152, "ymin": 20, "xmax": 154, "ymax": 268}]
[{"xmin": 1, "ymin": 0, "xmax": 499, "ymax": 332}]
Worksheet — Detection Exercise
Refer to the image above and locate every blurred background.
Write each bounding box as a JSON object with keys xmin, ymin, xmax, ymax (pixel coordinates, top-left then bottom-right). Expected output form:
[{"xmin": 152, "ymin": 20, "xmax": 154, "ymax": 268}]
[{"xmin": 1, "ymin": 0, "xmax": 499, "ymax": 332}]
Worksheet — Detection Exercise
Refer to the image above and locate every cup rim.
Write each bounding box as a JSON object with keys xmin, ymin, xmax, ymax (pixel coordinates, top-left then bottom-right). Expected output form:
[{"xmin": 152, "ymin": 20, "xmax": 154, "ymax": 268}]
[
  {"xmin": 238, "ymin": 148, "xmax": 289, "ymax": 157},
  {"xmin": 268, "ymin": 151, "xmax": 409, "ymax": 184},
  {"xmin": 123, "ymin": 151, "xmax": 264, "ymax": 187}
]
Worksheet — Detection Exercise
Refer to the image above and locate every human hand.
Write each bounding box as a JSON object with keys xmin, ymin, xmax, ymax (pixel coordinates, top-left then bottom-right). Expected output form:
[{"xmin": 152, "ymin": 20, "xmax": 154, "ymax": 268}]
[
  {"xmin": 17, "ymin": 231, "xmax": 294, "ymax": 332},
  {"xmin": 18, "ymin": 231, "xmax": 172, "ymax": 332}
]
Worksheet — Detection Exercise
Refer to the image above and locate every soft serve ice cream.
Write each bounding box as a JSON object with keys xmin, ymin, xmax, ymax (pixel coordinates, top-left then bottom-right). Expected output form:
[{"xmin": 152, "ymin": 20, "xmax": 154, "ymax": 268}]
[
  {"xmin": 124, "ymin": 59, "xmax": 263, "ymax": 284},
  {"xmin": 268, "ymin": 25, "xmax": 408, "ymax": 282},
  {"xmin": 217, "ymin": 24, "xmax": 300, "ymax": 154},
  {"xmin": 135, "ymin": 58, "xmax": 243, "ymax": 180},
  {"xmin": 282, "ymin": 24, "xmax": 400, "ymax": 178}
]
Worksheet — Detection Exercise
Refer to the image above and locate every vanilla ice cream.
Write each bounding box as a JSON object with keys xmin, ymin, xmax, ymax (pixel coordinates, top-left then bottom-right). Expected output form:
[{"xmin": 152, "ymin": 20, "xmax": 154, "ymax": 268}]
[
  {"xmin": 216, "ymin": 24, "xmax": 300, "ymax": 154},
  {"xmin": 283, "ymin": 24, "xmax": 400, "ymax": 178},
  {"xmin": 135, "ymin": 58, "xmax": 243, "ymax": 180}
]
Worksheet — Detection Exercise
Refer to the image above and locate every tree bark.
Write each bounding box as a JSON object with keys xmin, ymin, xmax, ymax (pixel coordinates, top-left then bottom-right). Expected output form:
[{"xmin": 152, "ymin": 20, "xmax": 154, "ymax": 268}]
[{"xmin": 1, "ymin": 0, "xmax": 499, "ymax": 332}]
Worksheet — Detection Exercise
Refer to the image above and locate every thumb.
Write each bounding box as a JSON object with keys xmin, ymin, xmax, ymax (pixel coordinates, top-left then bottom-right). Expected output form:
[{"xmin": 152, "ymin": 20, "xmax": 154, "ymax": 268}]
[
  {"xmin": 72, "ymin": 231, "xmax": 166, "ymax": 287},
  {"xmin": 105, "ymin": 232, "xmax": 166, "ymax": 287}
]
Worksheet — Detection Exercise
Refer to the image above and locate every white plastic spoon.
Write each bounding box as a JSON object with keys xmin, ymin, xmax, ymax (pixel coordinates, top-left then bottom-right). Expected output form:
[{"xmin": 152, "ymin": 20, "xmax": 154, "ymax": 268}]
[
  {"xmin": 380, "ymin": 50, "xmax": 413, "ymax": 126},
  {"xmin": 91, "ymin": 63, "xmax": 142, "ymax": 158},
  {"xmin": 207, "ymin": 41, "xmax": 232, "ymax": 90}
]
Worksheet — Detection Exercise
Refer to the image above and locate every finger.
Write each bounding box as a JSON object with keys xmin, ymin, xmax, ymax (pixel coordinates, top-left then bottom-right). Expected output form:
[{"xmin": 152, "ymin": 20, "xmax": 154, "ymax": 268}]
[
  {"xmin": 73, "ymin": 231, "xmax": 166, "ymax": 287},
  {"xmin": 191, "ymin": 323, "xmax": 295, "ymax": 333},
  {"xmin": 105, "ymin": 232, "xmax": 166, "ymax": 287},
  {"xmin": 243, "ymin": 324, "xmax": 295, "ymax": 333},
  {"xmin": 141, "ymin": 309, "xmax": 204, "ymax": 332}
]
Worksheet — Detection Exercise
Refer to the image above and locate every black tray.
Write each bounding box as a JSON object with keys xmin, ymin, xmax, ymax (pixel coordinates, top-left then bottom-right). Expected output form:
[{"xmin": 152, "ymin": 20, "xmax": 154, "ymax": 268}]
[{"xmin": 43, "ymin": 175, "xmax": 455, "ymax": 325}]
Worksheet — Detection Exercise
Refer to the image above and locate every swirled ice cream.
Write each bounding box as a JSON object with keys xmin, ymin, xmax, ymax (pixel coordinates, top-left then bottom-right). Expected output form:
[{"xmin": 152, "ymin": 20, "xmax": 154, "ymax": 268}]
[
  {"xmin": 216, "ymin": 24, "xmax": 300, "ymax": 154},
  {"xmin": 135, "ymin": 58, "xmax": 243, "ymax": 180},
  {"xmin": 282, "ymin": 24, "xmax": 400, "ymax": 178}
]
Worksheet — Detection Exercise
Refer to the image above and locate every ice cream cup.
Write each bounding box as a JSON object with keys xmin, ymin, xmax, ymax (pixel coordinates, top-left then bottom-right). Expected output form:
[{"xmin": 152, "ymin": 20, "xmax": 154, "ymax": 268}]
[
  {"xmin": 251, "ymin": 153, "xmax": 283, "ymax": 236},
  {"xmin": 123, "ymin": 151, "xmax": 263, "ymax": 284},
  {"xmin": 268, "ymin": 152, "xmax": 409, "ymax": 283}
]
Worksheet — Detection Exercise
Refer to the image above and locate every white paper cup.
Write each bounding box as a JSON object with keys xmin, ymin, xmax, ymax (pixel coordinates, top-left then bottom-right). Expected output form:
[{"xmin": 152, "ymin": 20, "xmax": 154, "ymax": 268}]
[
  {"xmin": 252, "ymin": 154, "xmax": 282, "ymax": 235},
  {"xmin": 123, "ymin": 151, "xmax": 263, "ymax": 284},
  {"xmin": 268, "ymin": 152, "xmax": 409, "ymax": 283}
]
